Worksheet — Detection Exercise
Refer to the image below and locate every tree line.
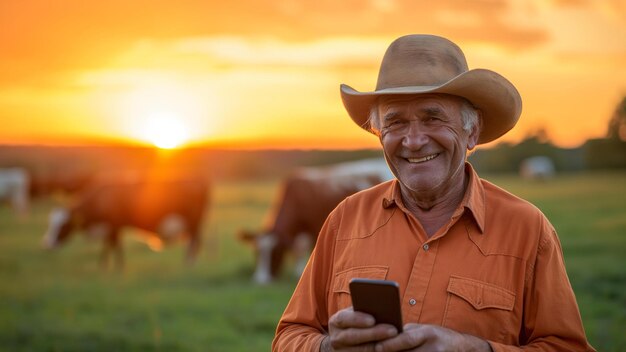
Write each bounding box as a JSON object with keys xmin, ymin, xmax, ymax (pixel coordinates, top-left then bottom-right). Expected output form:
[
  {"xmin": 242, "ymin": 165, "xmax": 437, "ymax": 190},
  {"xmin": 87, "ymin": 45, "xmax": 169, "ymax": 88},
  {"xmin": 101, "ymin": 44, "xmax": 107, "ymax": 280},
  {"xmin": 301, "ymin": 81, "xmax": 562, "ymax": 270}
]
[{"xmin": 470, "ymin": 96, "xmax": 626, "ymax": 173}]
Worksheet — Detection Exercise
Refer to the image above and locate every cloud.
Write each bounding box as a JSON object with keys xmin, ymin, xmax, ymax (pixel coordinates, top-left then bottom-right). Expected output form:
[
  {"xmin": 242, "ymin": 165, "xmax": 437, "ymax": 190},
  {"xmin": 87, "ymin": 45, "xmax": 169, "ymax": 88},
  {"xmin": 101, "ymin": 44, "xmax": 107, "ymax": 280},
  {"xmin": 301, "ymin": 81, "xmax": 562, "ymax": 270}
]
[{"xmin": 171, "ymin": 36, "xmax": 388, "ymax": 68}]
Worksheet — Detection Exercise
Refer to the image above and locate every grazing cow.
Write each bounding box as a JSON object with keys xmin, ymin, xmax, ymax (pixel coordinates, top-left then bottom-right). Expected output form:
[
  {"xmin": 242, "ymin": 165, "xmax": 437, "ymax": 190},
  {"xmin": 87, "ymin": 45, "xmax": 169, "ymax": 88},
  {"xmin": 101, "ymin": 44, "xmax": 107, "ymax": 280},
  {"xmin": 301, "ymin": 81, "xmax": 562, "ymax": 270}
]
[
  {"xmin": 239, "ymin": 158, "xmax": 393, "ymax": 284},
  {"xmin": 0, "ymin": 168, "xmax": 30, "ymax": 218},
  {"xmin": 42, "ymin": 176, "xmax": 210, "ymax": 268}
]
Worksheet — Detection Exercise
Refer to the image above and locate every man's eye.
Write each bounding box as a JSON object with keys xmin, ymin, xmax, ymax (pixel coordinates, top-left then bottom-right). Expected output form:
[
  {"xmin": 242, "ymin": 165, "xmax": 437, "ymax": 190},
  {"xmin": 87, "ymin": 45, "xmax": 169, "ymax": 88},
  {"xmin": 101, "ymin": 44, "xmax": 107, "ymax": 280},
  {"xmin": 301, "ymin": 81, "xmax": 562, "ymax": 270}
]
[{"xmin": 427, "ymin": 115, "xmax": 440, "ymax": 121}]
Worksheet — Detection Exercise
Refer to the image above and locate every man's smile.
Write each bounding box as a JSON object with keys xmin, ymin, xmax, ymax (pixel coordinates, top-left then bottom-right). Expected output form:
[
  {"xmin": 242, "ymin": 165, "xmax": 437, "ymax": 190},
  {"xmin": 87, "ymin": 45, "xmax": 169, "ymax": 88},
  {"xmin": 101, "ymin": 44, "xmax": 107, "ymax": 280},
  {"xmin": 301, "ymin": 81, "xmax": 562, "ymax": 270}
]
[{"xmin": 406, "ymin": 153, "xmax": 439, "ymax": 163}]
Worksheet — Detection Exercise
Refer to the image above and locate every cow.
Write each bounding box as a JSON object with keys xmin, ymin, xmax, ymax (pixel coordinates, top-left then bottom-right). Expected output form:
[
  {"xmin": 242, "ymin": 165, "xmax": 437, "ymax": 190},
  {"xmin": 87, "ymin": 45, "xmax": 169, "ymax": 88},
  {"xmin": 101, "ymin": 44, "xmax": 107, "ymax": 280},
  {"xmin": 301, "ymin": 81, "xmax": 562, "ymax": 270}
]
[
  {"xmin": 239, "ymin": 158, "xmax": 394, "ymax": 284},
  {"xmin": 520, "ymin": 156, "xmax": 556, "ymax": 180},
  {"xmin": 42, "ymin": 176, "xmax": 210, "ymax": 269},
  {"xmin": 0, "ymin": 167, "xmax": 30, "ymax": 219}
]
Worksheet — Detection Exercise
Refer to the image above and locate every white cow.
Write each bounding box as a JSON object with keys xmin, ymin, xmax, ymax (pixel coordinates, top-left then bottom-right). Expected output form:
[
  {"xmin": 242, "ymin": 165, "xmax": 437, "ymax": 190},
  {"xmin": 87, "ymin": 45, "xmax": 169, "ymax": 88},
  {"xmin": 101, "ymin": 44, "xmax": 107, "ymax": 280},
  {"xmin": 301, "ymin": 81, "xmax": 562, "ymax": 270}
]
[
  {"xmin": 520, "ymin": 156, "xmax": 556, "ymax": 180},
  {"xmin": 0, "ymin": 168, "xmax": 30, "ymax": 218}
]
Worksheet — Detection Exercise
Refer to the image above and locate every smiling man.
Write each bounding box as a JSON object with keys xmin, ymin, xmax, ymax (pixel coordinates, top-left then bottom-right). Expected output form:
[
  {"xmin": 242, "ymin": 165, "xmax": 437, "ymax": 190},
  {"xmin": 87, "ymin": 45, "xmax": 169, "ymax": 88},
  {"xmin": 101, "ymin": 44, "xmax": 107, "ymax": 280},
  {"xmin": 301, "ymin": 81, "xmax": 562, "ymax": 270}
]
[{"xmin": 272, "ymin": 34, "xmax": 595, "ymax": 352}]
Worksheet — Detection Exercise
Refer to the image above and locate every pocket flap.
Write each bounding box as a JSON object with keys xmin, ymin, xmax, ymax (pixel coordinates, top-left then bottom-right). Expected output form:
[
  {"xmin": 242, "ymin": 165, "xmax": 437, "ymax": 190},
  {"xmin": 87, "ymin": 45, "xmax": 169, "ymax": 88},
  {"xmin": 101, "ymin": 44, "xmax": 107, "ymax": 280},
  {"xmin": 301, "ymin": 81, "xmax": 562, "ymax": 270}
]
[
  {"xmin": 333, "ymin": 266, "xmax": 389, "ymax": 294},
  {"xmin": 447, "ymin": 276, "xmax": 515, "ymax": 311}
]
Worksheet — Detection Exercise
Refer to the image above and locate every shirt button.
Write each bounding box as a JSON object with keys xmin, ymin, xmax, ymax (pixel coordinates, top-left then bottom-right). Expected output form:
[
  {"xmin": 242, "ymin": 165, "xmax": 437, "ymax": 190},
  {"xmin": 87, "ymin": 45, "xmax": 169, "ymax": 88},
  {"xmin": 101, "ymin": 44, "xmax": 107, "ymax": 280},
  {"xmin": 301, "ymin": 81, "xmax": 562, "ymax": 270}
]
[
  {"xmin": 423, "ymin": 243, "xmax": 429, "ymax": 251},
  {"xmin": 409, "ymin": 298, "xmax": 416, "ymax": 306}
]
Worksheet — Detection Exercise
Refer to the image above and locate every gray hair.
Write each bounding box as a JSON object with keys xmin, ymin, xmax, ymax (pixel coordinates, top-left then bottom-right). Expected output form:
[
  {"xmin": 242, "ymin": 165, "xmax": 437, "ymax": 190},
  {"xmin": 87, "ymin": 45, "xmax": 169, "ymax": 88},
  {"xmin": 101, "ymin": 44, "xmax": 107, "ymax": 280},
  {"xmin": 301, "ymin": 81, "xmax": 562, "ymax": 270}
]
[{"xmin": 367, "ymin": 96, "xmax": 482, "ymax": 137}]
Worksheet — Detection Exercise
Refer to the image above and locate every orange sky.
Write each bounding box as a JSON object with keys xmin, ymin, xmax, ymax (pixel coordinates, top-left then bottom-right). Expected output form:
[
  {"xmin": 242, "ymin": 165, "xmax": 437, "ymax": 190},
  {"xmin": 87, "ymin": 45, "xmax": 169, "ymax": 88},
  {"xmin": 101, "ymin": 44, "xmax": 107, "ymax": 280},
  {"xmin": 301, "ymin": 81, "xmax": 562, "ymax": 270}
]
[{"xmin": 1, "ymin": 0, "xmax": 625, "ymax": 150}]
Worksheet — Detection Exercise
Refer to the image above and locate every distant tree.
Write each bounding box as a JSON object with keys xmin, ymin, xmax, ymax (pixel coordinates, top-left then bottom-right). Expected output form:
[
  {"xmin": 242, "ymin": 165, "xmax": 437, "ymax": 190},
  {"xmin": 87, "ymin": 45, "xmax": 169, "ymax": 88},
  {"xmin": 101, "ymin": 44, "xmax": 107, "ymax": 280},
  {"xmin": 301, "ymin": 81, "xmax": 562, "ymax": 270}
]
[
  {"xmin": 525, "ymin": 126, "xmax": 551, "ymax": 144},
  {"xmin": 607, "ymin": 96, "xmax": 626, "ymax": 141}
]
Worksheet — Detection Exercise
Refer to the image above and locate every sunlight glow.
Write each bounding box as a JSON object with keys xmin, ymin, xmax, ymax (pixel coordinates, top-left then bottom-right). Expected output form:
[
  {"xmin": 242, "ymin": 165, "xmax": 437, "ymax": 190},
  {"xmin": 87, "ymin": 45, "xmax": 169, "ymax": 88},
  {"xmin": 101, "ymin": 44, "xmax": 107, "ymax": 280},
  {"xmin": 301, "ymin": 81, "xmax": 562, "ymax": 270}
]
[{"xmin": 141, "ymin": 112, "xmax": 189, "ymax": 149}]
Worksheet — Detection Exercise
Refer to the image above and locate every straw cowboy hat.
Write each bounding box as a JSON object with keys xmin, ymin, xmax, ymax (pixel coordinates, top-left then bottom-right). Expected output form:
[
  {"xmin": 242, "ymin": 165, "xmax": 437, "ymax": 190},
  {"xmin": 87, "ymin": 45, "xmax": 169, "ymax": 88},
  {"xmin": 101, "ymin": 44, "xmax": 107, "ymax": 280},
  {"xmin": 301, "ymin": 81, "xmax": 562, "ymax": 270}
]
[{"xmin": 340, "ymin": 34, "xmax": 522, "ymax": 144}]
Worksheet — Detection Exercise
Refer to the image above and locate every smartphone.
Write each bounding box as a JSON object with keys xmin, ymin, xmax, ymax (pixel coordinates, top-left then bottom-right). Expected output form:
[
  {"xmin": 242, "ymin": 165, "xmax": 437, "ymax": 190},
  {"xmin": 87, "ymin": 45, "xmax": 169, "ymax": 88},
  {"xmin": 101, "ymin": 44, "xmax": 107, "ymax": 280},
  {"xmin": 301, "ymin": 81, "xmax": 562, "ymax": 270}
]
[{"xmin": 349, "ymin": 278, "xmax": 403, "ymax": 332}]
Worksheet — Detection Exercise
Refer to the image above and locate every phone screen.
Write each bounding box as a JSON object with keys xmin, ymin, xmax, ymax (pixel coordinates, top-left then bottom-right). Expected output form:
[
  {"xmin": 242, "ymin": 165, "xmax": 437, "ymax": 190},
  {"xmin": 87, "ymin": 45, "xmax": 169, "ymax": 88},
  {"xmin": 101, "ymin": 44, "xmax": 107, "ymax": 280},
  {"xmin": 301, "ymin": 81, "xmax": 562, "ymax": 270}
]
[{"xmin": 349, "ymin": 278, "xmax": 403, "ymax": 332}]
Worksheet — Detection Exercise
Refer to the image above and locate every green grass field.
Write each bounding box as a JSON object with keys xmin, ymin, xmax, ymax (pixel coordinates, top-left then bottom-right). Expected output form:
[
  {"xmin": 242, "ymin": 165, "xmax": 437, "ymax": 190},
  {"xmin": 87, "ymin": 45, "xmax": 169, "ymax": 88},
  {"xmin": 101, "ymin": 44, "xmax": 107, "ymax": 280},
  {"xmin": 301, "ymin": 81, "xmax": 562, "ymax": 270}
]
[{"xmin": 1, "ymin": 171, "xmax": 624, "ymax": 351}]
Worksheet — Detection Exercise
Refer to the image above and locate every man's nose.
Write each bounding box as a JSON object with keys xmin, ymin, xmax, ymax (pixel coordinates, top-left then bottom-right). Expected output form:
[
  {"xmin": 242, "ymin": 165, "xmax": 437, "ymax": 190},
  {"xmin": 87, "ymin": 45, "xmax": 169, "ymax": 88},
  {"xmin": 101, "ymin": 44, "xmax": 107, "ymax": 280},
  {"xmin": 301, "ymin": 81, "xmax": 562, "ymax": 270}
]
[{"xmin": 402, "ymin": 121, "xmax": 429, "ymax": 148}]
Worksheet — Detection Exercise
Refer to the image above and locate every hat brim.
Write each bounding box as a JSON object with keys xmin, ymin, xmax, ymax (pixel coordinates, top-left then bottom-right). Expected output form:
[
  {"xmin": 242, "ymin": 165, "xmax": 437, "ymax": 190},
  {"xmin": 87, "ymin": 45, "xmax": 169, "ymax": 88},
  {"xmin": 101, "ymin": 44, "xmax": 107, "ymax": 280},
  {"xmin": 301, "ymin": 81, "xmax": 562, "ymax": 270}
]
[{"xmin": 340, "ymin": 68, "xmax": 522, "ymax": 144}]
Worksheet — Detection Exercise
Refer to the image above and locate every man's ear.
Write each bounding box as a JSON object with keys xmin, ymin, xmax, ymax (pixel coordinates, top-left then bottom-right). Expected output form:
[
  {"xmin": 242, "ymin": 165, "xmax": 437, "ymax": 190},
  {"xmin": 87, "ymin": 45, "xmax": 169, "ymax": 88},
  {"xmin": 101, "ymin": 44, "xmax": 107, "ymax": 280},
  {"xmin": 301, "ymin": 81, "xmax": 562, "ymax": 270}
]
[{"xmin": 467, "ymin": 113, "xmax": 482, "ymax": 151}]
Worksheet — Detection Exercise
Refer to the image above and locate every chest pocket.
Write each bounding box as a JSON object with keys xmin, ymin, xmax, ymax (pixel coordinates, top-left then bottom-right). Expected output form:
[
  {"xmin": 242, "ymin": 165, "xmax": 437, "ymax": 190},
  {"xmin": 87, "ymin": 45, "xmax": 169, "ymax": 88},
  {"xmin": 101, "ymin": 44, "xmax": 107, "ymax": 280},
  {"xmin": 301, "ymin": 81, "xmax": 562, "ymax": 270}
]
[
  {"xmin": 331, "ymin": 266, "xmax": 388, "ymax": 312},
  {"xmin": 443, "ymin": 276, "xmax": 516, "ymax": 342}
]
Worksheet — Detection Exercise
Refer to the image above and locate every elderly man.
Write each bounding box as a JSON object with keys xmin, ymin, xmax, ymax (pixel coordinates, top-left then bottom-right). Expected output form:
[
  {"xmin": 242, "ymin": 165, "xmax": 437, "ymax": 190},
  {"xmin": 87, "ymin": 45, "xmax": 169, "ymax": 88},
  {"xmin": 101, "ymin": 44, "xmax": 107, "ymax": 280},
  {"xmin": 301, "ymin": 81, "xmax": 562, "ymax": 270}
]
[{"xmin": 272, "ymin": 35, "xmax": 595, "ymax": 351}]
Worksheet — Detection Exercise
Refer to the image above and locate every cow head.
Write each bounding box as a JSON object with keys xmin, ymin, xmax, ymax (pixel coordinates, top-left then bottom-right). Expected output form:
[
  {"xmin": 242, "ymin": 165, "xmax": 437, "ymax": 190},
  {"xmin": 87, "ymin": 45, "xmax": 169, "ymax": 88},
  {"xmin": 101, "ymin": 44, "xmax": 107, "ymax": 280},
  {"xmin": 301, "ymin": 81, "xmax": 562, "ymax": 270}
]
[
  {"xmin": 238, "ymin": 229, "xmax": 287, "ymax": 284},
  {"xmin": 42, "ymin": 207, "xmax": 75, "ymax": 249},
  {"xmin": 238, "ymin": 229, "xmax": 313, "ymax": 284}
]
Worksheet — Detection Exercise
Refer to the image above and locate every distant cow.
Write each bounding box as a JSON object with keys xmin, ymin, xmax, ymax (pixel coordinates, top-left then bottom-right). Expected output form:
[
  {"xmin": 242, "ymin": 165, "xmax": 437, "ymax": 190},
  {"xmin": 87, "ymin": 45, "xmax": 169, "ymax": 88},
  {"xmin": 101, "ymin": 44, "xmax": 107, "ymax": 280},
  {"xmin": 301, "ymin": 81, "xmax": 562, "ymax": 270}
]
[
  {"xmin": 42, "ymin": 177, "xmax": 210, "ymax": 268},
  {"xmin": 239, "ymin": 158, "xmax": 393, "ymax": 284},
  {"xmin": 0, "ymin": 168, "xmax": 30, "ymax": 218},
  {"xmin": 520, "ymin": 156, "xmax": 556, "ymax": 180}
]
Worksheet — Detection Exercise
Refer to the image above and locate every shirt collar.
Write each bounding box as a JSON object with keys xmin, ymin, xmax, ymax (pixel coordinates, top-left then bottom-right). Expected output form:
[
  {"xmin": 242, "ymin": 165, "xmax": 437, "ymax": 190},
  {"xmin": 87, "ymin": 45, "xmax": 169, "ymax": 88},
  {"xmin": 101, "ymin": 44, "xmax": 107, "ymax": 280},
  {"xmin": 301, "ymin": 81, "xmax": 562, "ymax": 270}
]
[
  {"xmin": 381, "ymin": 162, "xmax": 485, "ymax": 234},
  {"xmin": 462, "ymin": 162, "xmax": 485, "ymax": 233},
  {"xmin": 381, "ymin": 180, "xmax": 400, "ymax": 209}
]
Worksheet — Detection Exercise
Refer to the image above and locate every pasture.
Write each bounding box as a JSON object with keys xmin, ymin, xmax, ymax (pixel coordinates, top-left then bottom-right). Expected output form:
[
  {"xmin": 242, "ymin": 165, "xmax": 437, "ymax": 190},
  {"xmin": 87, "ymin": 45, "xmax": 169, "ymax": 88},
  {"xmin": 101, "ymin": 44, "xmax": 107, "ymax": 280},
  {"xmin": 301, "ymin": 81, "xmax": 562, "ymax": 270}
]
[{"xmin": 0, "ymin": 171, "xmax": 624, "ymax": 351}]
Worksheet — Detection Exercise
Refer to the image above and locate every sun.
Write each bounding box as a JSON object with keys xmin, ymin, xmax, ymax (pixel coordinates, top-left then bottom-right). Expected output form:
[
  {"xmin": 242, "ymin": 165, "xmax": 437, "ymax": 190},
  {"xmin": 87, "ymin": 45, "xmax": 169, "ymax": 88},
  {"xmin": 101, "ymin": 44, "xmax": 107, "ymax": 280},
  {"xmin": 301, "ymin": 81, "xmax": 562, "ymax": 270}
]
[
  {"xmin": 115, "ymin": 78, "xmax": 216, "ymax": 149},
  {"xmin": 143, "ymin": 112, "xmax": 190, "ymax": 149}
]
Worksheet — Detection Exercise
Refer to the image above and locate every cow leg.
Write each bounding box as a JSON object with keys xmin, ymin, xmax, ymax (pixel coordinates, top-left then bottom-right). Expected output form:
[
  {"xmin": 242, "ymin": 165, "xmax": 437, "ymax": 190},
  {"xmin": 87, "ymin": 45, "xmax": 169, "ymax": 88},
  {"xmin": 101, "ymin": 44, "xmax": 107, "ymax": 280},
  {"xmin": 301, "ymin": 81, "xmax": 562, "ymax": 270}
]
[
  {"xmin": 185, "ymin": 233, "xmax": 200, "ymax": 265},
  {"xmin": 292, "ymin": 232, "xmax": 313, "ymax": 278},
  {"xmin": 253, "ymin": 234, "xmax": 279, "ymax": 284},
  {"xmin": 112, "ymin": 229, "xmax": 124, "ymax": 271},
  {"xmin": 100, "ymin": 228, "xmax": 124, "ymax": 271}
]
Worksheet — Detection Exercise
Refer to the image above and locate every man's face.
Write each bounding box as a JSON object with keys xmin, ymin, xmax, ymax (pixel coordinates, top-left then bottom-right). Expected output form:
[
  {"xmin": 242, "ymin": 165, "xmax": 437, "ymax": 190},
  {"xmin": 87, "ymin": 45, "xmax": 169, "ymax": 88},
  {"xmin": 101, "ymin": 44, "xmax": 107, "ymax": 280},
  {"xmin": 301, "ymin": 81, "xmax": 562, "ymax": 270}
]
[{"xmin": 377, "ymin": 94, "xmax": 479, "ymax": 196}]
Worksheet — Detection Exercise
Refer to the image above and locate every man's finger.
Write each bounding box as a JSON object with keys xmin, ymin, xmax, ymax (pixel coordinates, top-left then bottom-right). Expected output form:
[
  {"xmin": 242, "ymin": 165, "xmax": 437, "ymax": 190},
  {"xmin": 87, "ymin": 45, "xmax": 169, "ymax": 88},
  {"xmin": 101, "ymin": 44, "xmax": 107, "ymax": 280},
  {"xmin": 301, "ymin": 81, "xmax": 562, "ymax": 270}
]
[
  {"xmin": 330, "ymin": 307, "xmax": 376, "ymax": 329},
  {"xmin": 332, "ymin": 325, "xmax": 399, "ymax": 349},
  {"xmin": 374, "ymin": 324, "xmax": 427, "ymax": 352}
]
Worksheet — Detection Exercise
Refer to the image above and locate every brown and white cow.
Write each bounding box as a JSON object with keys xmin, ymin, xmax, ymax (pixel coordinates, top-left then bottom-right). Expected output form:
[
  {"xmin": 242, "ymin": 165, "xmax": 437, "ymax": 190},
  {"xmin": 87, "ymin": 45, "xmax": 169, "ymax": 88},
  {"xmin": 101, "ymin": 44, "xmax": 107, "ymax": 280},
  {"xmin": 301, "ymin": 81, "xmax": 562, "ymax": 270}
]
[
  {"xmin": 42, "ymin": 176, "xmax": 210, "ymax": 268},
  {"xmin": 239, "ymin": 158, "xmax": 393, "ymax": 284}
]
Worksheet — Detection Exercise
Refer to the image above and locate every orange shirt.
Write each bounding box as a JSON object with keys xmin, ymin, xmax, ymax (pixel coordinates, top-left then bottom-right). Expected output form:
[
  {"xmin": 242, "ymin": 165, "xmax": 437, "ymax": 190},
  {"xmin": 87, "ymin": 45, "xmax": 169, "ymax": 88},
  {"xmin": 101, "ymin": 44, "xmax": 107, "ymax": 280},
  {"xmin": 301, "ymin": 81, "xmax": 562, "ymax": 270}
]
[{"xmin": 273, "ymin": 164, "xmax": 595, "ymax": 351}]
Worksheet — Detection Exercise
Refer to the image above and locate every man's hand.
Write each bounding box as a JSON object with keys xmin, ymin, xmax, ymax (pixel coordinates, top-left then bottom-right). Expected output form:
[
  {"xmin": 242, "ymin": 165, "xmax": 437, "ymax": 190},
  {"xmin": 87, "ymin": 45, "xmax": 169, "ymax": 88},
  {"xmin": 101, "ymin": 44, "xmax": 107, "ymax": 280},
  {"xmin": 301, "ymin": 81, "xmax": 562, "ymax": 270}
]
[
  {"xmin": 373, "ymin": 324, "xmax": 493, "ymax": 352},
  {"xmin": 321, "ymin": 307, "xmax": 399, "ymax": 352}
]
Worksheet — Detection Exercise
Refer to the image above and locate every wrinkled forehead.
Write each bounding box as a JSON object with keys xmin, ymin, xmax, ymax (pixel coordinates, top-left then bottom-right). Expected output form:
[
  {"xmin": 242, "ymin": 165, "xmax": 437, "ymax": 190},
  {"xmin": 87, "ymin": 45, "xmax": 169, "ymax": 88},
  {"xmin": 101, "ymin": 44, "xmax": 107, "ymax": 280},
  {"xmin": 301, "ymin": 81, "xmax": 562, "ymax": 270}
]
[{"xmin": 378, "ymin": 94, "xmax": 466, "ymax": 120}]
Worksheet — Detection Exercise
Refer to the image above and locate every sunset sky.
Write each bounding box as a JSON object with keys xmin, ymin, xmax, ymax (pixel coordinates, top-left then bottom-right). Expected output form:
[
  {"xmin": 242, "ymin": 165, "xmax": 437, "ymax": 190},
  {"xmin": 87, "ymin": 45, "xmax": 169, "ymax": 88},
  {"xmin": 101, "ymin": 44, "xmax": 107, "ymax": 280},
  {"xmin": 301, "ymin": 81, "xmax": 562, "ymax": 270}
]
[{"xmin": 1, "ymin": 0, "xmax": 625, "ymax": 150}]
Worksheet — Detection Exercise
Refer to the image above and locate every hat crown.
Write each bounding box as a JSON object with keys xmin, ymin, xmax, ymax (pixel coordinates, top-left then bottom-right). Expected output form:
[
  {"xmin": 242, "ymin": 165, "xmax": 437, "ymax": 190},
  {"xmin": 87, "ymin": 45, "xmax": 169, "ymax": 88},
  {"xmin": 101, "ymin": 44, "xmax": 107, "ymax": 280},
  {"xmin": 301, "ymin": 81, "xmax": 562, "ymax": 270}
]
[{"xmin": 376, "ymin": 35, "xmax": 469, "ymax": 90}]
